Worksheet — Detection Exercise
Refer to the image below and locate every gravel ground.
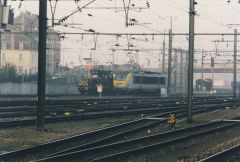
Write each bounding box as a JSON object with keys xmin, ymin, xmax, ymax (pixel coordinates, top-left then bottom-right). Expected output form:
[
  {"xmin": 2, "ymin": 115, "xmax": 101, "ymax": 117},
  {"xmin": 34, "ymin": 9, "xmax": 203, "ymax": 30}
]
[
  {"xmin": 0, "ymin": 95, "xmax": 158, "ymax": 101},
  {"xmin": 120, "ymin": 107, "xmax": 240, "ymax": 140},
  {"xmin": 0, "ymin": 116, "xmax": 137, "ymax": 154},
  {"xmin": 1, "ymin": 105, "xmax": 240, "ymax": 161},
  {"xmin": 125, "ymin": 107, "xmax": 240, "ymax": 162},
  {"xmin": 126, "ymin": 125, "xmax": 240, "ymax": 162}
]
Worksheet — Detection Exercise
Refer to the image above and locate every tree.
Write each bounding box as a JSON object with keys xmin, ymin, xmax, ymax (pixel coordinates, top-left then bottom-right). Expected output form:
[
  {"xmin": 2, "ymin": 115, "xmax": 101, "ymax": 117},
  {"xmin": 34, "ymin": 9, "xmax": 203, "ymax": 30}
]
[{"xmin": 0, "ymin": 63, "xmax": 17, "ymax": 82}]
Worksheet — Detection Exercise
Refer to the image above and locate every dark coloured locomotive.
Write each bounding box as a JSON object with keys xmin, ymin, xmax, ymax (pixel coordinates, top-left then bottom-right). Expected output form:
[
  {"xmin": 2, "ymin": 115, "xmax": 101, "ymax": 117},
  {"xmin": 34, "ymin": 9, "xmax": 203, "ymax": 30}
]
[{"xmin": 78, "ymin": 70, "xmax": 113, "ymax": 95}]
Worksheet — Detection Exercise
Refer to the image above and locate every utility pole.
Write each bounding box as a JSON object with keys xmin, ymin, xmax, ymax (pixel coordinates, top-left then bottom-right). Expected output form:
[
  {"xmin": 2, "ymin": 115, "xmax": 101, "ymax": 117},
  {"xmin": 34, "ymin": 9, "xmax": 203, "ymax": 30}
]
[
  {"xmin": 201, "ymin": 50, "xmax": 204, "ymax": 91},
  {"xmin": 188, "ymin": 0, "xmax": 196, "ymax": 122},
  {"xmin": 162, "ymin": 33, "xmax": 166, "ymax": 74},
  {"xmin": 185, "ymin": 50, "xmax": 189, "ymax": 96},
  {"xmin": 174, "ymin": 49, "xmax": 177, "ymax": 94},
  {"xmin": 180, "ymin": 50, "xmax": 183, "ymax": 93},
  {"xmin": 136, "ymin": 50, "xmax": 139, "ymax": 65},
  {"xmin": 111, "ymin": 49, "xmax": 115, "ymax": 71},
  {"xmin": 37, "ymin": 0, "xmax": 47, "ymax": 130},
  {"xmin": 211, "ymin": 57, "xmax": 214, "ymax": 95},
  {"xmin": 233, "ymin": 29, "xmax": 237, "ymax": 100},
  {"xmin": 162, "ymin": 37, "xmax": 166, "ymax": 74},
  {"xmin": 167, "ymin": 29, "xmax": 173, "ymax": 97}
]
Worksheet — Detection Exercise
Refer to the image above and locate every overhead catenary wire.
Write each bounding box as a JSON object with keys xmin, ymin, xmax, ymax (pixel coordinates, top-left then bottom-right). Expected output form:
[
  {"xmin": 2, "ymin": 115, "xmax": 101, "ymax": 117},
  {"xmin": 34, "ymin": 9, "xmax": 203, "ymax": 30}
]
[
  {"xmin": 4, "ymin": 31, "xmax": 240, "ymax": 36},
  {"xmin": 16, "ymin": 1, "xmax": 239, "ymax": 61},
  {"xmin": 158, "ymin": 0, "xmax": 233, "ymax": 31},
  {"xmin": 56, "ymin": 0, "xmax": 97, "ymax": 25}
]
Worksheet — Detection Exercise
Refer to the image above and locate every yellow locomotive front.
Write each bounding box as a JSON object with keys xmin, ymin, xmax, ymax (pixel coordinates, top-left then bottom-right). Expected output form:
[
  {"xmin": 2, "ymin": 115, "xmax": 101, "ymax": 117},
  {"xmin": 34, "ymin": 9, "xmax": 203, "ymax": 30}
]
[{"xmin": 113, "ymin": 73, "xmax": 132, "ymax": 89}]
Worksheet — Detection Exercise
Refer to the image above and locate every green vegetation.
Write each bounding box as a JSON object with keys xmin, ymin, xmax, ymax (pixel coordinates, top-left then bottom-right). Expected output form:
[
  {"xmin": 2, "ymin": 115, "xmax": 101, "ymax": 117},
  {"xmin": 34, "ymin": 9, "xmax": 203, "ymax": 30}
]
[
  {"xmin": 0, "ymin": 63, "xmax": 51, "ymax": 83},
  {"xmin": 0, "ymin": 63, "xmax": 17, "ymax": 82}
]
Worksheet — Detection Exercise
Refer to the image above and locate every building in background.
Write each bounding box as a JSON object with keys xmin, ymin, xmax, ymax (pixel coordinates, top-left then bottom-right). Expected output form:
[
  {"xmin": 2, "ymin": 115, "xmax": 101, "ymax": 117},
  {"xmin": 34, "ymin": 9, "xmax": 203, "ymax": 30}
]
[{"xmin": 1, "ymin": 11, "xmax": 60, "ymax": 75}]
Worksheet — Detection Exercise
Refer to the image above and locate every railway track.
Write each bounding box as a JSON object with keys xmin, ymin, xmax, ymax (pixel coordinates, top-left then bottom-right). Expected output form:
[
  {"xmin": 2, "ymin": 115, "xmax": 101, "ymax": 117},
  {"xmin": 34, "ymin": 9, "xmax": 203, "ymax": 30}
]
[
  {"xmin": 0, "ymin": 98, "xmax": 234, "ymax": 119},
  {"xmin": 0, "ymin": 97, "xmax": 184, "ymax": 107},
  {"xmin": 0, "ymin": 100, "xmax": 233, "ymax": 128},
  {"xmin": 0, "ymin": 96, "xmax": 229, "ymax": 108},
  {"xmin": 200, "ymin": 142, "xmax": 240, "ymax": 162},
  {"xmin": 35, "ymin": 118, "xmax": 240, "ymax": 162},
  {"xmin": 0, "ymin": 103, "xmax": 232, "ymax": 162}
]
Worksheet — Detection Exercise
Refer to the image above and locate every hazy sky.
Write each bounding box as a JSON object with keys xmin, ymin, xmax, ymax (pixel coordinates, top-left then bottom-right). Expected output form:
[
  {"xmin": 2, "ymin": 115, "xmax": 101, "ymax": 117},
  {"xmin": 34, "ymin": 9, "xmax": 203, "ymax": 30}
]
[{"xmin": 7, "ymin": 0, "xmax": 240, "ymax": 67}]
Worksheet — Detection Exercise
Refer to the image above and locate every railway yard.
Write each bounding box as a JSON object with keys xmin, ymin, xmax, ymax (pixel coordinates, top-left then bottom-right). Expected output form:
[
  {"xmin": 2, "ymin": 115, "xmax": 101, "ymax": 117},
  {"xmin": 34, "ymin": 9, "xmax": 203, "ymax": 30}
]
[
  {"xmin": 0, "ymin": 96, "xmax": 240, "ymax": 162},
  {"xmin": 1, "ymin": 0, "xmax": 240, "ymax": 162}
]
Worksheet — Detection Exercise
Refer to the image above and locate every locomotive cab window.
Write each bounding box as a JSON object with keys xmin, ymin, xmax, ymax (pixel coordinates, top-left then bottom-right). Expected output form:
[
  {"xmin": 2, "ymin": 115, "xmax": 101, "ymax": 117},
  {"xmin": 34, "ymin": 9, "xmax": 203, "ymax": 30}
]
[
  {"xmin": 116, "ymin": 75, "xmax": 127, "ymax": 81},
  {"xmin": 142, "ymin": 77, "xmax": 159, "ymax": 84}
]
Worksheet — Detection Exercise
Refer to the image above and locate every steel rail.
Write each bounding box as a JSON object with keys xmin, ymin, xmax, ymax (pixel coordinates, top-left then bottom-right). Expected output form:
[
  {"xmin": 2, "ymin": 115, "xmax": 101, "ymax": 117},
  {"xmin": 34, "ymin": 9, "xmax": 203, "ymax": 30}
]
[
  {"xmin": 42, "ymin": 108, "xmax": 211, "ymax": 159},
  {"xmin": 0, "ymin": 96, "xmax": 228, "ymax": 107},
  {"xmin": 0, "ymin": 106, "xmax": 216, "ymax": 161},
  {"xmin": 0, "ymin": 102, "xmax": 232, "ymax": 128},
  {"xmin": 199, "ymin": 143, "xmax": 240, "ymax": 162},
  {"xmin": 34, "ymin": 119, "xmax": 240, "ymax": 162},
  {"xmin": 0, "ymin": 101, "xmax": 222, "ymax": 118},
  {"xmin": 0, "ymin": 109, "xmax": 184, "ymax": 161},
  {"xmin": 0, "ymin": 98, "xmax": 232, "ymax": 118}
]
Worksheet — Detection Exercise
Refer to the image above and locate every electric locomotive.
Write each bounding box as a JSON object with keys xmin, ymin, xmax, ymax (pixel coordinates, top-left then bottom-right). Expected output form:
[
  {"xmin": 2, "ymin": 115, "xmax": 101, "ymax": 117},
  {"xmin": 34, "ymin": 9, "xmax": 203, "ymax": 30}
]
[
  {"xmin": 78, "ymin": 70, "xmax": 113, "ymax": 95},
  {"xmin": 113, "ymin": 71, "xmax": 167, "ymax": 95}
]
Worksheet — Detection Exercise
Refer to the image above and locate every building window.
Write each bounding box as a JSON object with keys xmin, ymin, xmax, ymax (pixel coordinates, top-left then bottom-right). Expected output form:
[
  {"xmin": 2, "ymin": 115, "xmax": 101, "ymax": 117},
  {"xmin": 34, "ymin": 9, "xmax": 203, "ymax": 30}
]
[
  {"xmin": 14, "ymin": 42, "xmax": 19, "ymax": 49},
  {"xmin": 2, "ymin": 42, "xmax": 6, "ymax": 49},
  {"xmin": 25, "ymin": 69, "xmax": 28, "ymax": 75},
  {"xmin": 2, "ymin": 53, "xmax": 6, "ymax": 62},
  {"xmin": 19, "ymin": 42, "xmax": 23, "ymax": 49},
  {"xmin": 19, "ymin": 54, "xmax": 23, "ymax": 63},
  {"xmin": 6, "ymin": 43, "xmax": 11, "ymax": 49},
  {"xmin": 24, "ymin": 43, "xmax": 30, "ymax": 50},
  {"xmin": 19, "ymin": 66, "xmax": 23, "ymax": 73}
]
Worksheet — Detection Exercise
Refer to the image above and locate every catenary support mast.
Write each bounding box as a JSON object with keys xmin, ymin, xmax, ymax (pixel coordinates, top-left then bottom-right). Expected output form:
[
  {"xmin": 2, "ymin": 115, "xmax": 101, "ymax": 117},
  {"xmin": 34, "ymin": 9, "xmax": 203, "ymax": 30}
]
[
  {"xmin": 37, "ymin": 0, "xmax": 47, "ymax": 130},
  {"xmin": 188, "ymin": 0, "xmax": 196, "ymax": 122}
]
